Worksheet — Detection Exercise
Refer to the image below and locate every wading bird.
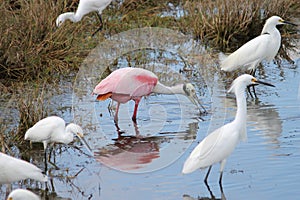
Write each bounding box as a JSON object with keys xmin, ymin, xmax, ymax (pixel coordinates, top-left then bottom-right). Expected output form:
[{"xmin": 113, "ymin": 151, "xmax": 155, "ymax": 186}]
[
  {"xmin": 93, "ymin": 67, "xmax": 206, "ymax": 123},
  {"xmin": 56, "ymin": 0, "xmax": 112, "ymax": 36},
  {"xmin": 182, "ymin": 74, "xmax": 275, "ymax": 185},
  {"xmin": 220, "ymin": 16, "xmax": 296, "ymax": 97},
  {"xmin": 7, "ymin": 189, "xmax": 40, "ymax": 200},
  {"xmin": 0, "ymin": 152, "xmax": 47, "ymax": 184},
  {"xmin": 25, "ymin": 116, "xmax": 89, "ymax": 171}
]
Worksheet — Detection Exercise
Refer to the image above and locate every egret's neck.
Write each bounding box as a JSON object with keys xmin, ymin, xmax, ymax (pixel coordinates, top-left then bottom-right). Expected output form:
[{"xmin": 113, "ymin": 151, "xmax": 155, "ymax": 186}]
[
  {"xmin": 52, "ymin": 128, "xmax": 73, "ymax": 144},
  {"xmin": 152, "ymin": 82, "xmax": 184, "ymax": 95},
  {"xmin": 233, "ymin": 86, "xmax": 247, "ymax": 127},
  {"xmin": 261, "ymin": 23, "xmax": 280, "ymax": 38},
  {"xmin": 61, "ymin": 12, "xmax": 82, "ymax": 23}
]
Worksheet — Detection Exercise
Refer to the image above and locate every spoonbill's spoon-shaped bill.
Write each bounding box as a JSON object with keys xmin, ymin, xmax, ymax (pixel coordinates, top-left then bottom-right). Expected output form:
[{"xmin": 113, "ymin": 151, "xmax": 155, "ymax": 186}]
[{"xmin": 93, "ymin": 67, "xmax": 206, "ymax": 122}]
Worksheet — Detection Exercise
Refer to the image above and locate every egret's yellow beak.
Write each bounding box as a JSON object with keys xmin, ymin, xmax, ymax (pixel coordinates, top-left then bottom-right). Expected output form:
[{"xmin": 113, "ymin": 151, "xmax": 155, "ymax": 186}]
[{"xmin": 77, "ymin": 132, "xmax": 84, "ymax": 138}]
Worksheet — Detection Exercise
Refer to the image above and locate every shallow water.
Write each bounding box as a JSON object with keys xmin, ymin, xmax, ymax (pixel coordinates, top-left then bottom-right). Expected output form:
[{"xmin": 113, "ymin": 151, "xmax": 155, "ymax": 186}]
[{"xmin": 1, "ymin": 26, "xmax": 300, "ymax": 200}]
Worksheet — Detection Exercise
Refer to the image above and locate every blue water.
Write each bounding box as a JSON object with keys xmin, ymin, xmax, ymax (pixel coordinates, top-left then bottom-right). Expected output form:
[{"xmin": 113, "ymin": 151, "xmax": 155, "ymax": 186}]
[{"xmin": 1, "ymin": 27, "xmax": 300, "ymax": 200}]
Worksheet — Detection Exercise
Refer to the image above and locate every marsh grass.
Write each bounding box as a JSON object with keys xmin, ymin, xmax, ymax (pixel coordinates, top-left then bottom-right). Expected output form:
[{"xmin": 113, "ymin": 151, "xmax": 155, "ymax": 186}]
[
  {"xmin": 0, "ymin": 0, "xmax": 96, "ymax": 80},
  {"xmin": 182, "ymin": 0, "xmax": 297, "ymax": 50},
  {"xmin": 0, "ymin": 0, "xmax": 298, "ymax": 143},
  {"xmin": 0, "ymin": 0, "xmax": 297, "ymax": 81}
]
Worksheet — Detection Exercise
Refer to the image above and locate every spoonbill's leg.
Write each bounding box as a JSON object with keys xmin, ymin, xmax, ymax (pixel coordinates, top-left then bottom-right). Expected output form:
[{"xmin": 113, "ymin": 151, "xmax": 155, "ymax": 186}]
[
  {"xmin": 132, "ymin": 98, "xmax": 141, "ymax": 123},
  {"xmin": 114, "ymin": 102, "xmax": 120, "ymax": 123}
]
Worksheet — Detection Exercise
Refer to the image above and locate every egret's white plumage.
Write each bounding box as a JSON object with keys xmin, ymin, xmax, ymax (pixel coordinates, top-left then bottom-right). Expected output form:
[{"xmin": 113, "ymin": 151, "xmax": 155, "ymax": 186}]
[
  {"xmin": 25, "ymin": 116, "xmax": 84, "ymax": 150},
  {"xmin": 56, "ymin": 0, "xmax": 112, "ymax": 36},
  {"xmin": 221, "ymin": 16, "xmax": 297, "ymax": 73},
  {"xmin": 24, "ymin": 116, "xmax": 86, "ymax": 171},
  {"xmin": 7, "ymin": 189, "xmax": 40, "ymax": 200},
  {"xmin": 182, "ymin": 74, "xmax": 275, "ymax": 183},
  {"xmin": 0, "ymin": 152, "xmax": 47, "ymax": 184}
]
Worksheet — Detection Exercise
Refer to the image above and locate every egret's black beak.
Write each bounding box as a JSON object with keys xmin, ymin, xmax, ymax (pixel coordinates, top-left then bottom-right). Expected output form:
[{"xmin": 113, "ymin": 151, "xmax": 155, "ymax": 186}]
[
  {"xmin": 283, "ymin": 20, "xmax": 298, "ymax": 26},
  {"xmin": 77, "ymin": 133, "xmax": 93, "ymax": 156},
  {"xmin": 254, "ymin": 80, "xmax": 275, "ymax": 87}
]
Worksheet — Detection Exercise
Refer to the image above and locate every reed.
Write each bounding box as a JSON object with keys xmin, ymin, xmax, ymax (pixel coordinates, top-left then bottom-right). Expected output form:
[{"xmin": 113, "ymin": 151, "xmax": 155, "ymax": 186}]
[
  {"xmin": 182, "ymin": 0, "xmax": 296, "ymax": 50},
  {"xmin": 0, "ymin": 0, "xmax": 297, "ymax": 81}
]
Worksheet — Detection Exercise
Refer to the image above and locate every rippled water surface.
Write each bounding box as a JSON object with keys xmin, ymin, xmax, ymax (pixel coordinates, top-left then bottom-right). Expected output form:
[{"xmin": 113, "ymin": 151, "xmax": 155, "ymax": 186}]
[{"xmin": 1, "ymin": 26, "xmax": 300, "ymax": 200}]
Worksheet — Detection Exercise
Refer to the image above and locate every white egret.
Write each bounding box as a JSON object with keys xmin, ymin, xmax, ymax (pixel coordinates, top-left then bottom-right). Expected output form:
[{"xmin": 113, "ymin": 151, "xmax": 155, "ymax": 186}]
[
  {"xmin": 182, "ymin": 74, "xmax": 275, "ymax": 184},
  {"xmin": 56, "ymin": 0, "xmax": 112, "ymax": 36},
  {"xmin": 0, "ymin": 152, "xmax": 47, "ymax": 184},
  {"xmin": 7, "ymin": 189, "xmax": 40, "ymax": 200},
  {"xmin": 24, "ymin": 116, "xmax": 89, "ymax": 171},
  {"xmin": 220, "ymin": 16, "xmax": 296, "ymax": 96},
  {"xmin": 221, "ymin": 16, "xmax": 297, "ymax": 73}
]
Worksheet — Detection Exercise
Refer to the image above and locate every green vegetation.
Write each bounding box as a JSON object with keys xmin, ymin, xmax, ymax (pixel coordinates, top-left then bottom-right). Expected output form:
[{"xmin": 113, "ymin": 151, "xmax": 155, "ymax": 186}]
[
  {"xmin": 0, "ymin": 0, "xmax": 297, "ymax": 81},
  {"xmin": 0, "ymin": 0, "xmax": 298, "ymax": 149}
]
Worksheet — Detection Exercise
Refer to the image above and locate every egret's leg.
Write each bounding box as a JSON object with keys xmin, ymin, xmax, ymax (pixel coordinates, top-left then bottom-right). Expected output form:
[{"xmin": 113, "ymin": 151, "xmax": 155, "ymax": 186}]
[
  {"xmin": 247, "ymin": 85, "xmax": 254, "ymax": 98},
  {"xmin": 204, "ymin": 178, "xmax": 215, "ymax": 199},
  {"xmin": 132, "ymin": 99, "xmax": 141, "ymax": 123},
  {"xmin": 204, "ymin": 166, "xmax": 212, "ymax": 183},
  {"xmin": 219, "ymin": 159, "xmax": 227, "ymax": 185},
  {"xmin": 219, "ymin": 179, "xmax": 225, "ymax": 196},
  {"xmin": 250, "ymin": 69, "xmax": 256, "ymax": 76},
  {"xmin": 114, "ymin": 102, "xmax": 120, "ymax": 123},
  {"xmin": 44, "ymin": 150, "xmax": 48, "ymax": 173},
  {"xmin": 91, "ymin": 13, "xmax": 103, "ymax": 37},
  {"xmin": 252, "ymin": 85, "xmax": 257, "ymax": 98},
  {"xmin": 219, "ymin": 171, "xmax": 223, "ymax": 185}
]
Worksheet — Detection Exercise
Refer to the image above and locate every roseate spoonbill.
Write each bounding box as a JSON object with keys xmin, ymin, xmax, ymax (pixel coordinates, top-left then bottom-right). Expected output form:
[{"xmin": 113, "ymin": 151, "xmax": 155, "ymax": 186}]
[
  {"xmin": 220, "ymin": 16, "xmax": 296, "ymax": 97},
  {"xmin": 7, "ymin": 189, "xmax": 40, "ymax": 200},
  {"xmin": 56, "ymin": 0, "xmax": 112, "ymax": 36},
  {"xmin": 0, "ymin": 152, "xmax": 48, "ymax": 184},
  {"xmin": 93, "ymin": 67, "xmax": 206, "ymax": 122},
  {"xmin": 24, "ymin": 116, "xmax": 90, "ymax": 171},
  {"xmin": 182, "ymin": 74, "xmax": 275, "ymax": 184}
]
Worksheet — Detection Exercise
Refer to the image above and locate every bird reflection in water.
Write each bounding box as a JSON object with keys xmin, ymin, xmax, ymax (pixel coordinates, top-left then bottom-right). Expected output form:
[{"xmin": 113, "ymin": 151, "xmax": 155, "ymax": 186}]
[
  {"xmin": 94, "ymin": 122, "xmax": 166, "ymax": 171},
  {"xmin": 94, "ymin": 121, "xmax": 198, "ymax": 171},
  {"xmin": 183, "ymin": 182, "xmax": 226, "ymax": 200},
  {"xmin": 225, "ymin": 97, "xmax": 282, "ymax": 149},
  {"xmin": 247, "ymin": 99, "xmax": 282, "ymax": 149}
]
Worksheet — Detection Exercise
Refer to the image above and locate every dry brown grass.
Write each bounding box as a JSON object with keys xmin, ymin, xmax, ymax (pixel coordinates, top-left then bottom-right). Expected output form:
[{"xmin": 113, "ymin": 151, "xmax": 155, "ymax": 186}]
[
  {"xmin": 182, "ymin": 0, "xmax": 296, "ymax": 50},
  {"xmin": 0, "ymin": 0, "xmax": 96, "ymax": 80},
  {"xmin": 0, "ymin": 0, "xmax": 296, "ymax": 82}
]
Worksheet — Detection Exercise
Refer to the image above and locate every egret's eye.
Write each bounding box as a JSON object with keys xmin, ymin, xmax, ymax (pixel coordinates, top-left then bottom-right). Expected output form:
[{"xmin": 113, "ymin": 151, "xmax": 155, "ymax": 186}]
[{"xmin": 251, "ymin": 78, "xmax": 257, "ymax": 83}]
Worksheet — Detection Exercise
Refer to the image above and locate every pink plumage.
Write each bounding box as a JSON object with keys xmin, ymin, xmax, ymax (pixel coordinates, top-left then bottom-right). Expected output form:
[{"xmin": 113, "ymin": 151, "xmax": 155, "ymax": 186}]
[
  {"xmin": 93, "ymin": 67, "xmax": 158, "ymax": 102},
  {"xmin": 93, "ymin": 67, "xmax": 205, "ymax": 122},
  {"xmin": 93, "ymin": 67, "xmax": 158, "ymax": 122}
]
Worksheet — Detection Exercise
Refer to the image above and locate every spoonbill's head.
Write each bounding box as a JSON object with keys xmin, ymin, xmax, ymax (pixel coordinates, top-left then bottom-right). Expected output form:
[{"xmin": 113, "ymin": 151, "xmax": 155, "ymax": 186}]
[
  {"xmin": 228, "ymin": 74, "xmax": 275, "ymax": 94},
  {"xmin": 183, "ymin": 83, "xmax": 206, "ymax": 113}
]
